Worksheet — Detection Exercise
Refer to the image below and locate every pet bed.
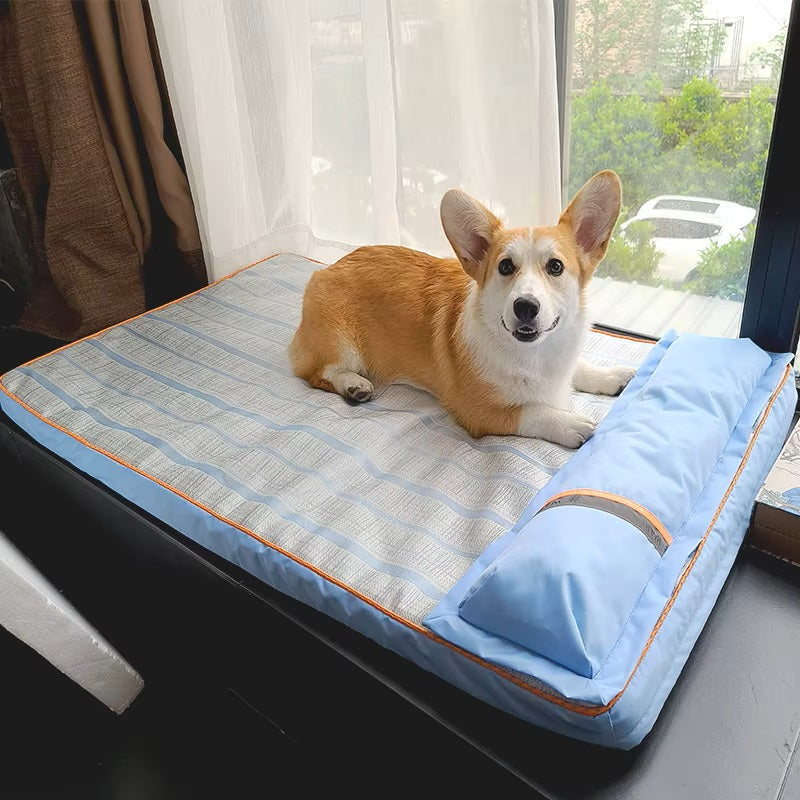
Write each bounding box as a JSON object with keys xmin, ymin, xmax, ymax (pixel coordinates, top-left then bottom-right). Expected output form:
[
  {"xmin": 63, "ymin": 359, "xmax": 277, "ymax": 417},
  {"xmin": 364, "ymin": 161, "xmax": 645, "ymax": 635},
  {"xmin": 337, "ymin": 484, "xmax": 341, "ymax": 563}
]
[{"xmin": 0, "ymin": 253, "xmax": 793, "ymax": 748}]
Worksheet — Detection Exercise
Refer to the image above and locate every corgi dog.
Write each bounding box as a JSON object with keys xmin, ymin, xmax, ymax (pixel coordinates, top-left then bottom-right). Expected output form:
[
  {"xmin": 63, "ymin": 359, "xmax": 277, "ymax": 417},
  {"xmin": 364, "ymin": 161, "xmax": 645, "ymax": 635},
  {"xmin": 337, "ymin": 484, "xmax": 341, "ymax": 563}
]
[{"xmin": 289, "ymin": 170, "xmax": 634, "ymax": 448}]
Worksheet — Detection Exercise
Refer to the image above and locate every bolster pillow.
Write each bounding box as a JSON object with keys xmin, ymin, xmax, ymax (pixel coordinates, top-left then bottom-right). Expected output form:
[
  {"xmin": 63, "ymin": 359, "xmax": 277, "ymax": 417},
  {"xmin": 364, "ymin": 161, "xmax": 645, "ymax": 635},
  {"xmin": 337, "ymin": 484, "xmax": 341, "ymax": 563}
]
[{"xmin": 457, "ymin": 333, "xmax": 772, "ymax": 678}]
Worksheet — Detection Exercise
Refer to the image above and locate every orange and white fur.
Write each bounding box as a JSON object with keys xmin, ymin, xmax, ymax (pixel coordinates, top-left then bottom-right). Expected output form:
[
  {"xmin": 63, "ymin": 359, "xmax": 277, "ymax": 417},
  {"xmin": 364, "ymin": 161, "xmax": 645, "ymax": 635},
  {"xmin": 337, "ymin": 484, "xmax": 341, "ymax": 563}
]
[{"xmin": 289, "ymin": 170, "xmax": 634, "ymax": 448}]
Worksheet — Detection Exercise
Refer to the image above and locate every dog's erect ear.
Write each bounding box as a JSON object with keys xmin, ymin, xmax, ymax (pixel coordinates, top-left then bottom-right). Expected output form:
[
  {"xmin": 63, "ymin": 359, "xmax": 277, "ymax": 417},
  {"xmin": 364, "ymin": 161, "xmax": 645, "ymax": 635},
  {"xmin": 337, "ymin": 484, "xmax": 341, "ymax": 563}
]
[
  {"xmin": 440, "ymin": 189, "xmax": 502, "ymax": 278},
  {"xmin": 559, "ymin": 170, "xmax": 621, "ymax": 270}
]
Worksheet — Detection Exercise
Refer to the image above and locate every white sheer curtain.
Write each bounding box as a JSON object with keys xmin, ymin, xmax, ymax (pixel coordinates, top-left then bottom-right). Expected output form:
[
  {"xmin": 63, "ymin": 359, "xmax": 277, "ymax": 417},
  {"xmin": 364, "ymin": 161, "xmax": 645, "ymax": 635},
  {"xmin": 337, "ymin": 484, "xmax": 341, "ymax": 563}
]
[{"xmin": 150, "ymin": 0, "xmax": 561, "ymax": 281}]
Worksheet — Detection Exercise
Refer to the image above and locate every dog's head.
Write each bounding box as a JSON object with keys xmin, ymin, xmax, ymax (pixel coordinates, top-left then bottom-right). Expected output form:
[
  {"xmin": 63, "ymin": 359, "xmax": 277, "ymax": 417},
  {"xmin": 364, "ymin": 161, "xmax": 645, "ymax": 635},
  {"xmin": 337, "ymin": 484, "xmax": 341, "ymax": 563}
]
[{"xmin": 440, "ymin": 170, "xmax": 621, "ymax": 345}]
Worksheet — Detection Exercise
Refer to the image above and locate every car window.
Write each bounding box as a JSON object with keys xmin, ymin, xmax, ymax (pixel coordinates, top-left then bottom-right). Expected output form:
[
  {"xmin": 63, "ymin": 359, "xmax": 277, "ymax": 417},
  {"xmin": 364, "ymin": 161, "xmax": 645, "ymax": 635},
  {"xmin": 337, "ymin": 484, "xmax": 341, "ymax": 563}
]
[
  {"xmin": 645, "ymin": 218, "xmax": 722, "ymax": 239},
  {"xmin": 653, "ymin": 199, "xmax": 720, "ymax": 214}
]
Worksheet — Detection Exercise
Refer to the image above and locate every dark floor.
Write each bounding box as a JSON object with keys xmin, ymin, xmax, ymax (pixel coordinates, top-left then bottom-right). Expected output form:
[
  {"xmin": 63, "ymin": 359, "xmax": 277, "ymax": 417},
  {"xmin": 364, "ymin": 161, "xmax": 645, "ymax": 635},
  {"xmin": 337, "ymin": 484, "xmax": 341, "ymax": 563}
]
[
  {"xmin": 0, "ymin": 328, "xmax": 309, "ymax": 800},
  {"xmin": 6, "ymin": 547, "xmax": 800, "ymax": 800},
  {"xmin": 0, "ymin": 327, "xmax": 66, "ymax": 375},
  {"xmin": 2, "ymin": 623, "xmax": 328, "ymax": 800}
]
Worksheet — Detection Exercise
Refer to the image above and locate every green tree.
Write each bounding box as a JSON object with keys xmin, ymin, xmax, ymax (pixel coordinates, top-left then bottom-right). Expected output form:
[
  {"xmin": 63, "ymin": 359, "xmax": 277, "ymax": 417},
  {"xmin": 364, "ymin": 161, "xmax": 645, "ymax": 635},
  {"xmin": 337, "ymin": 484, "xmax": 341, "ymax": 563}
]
[
  {"xmin": 749, "ymin": 26, "xmax": 787, "ymax": 89},
  {"xmin": 650, "ymin": 82, "xmax": 775, "ymax": 210},
  {"xmin": 570, "ymin": 77, "xmax": 773, "ymax": 222},
  {"xmin": 656, "ymin": 77, "xmax": 723, "ymax": 150},
  {"xmin": 596, "ymin": 219, "xmax": 663, "ymax": 284},
  {"xmin": 682, "ymin": 20, "xmax": 727, "ymax": 81},
  {"xmin": 568, "ymin": 83, "xmax": 663, "ymax": 212},
  {"xmin": 573, "ymin": 0, "xmax": 716, "ymax": 90},
  {"xmin": 682, "ymin": 226, "xmax": 755, "ymax": 301},
  {"xmin": 689, "ymin": 86, "xmax": 775, "ymax": 208}
]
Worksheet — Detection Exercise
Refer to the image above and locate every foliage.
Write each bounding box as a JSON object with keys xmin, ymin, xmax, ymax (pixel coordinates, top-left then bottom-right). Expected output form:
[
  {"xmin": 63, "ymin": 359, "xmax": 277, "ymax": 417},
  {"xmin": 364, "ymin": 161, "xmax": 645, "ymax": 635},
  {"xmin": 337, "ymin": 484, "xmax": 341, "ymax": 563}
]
[
  {"xmin": 572, "ymin": 0, "xmax": 716, "ymax": 91},
  {"xmin": 570, "ymin": 78, "xmax": 775, "ymax": 213},
  {"xmin": 687, "ymin": 86, "xmax": 775, "ymax": 209},
  {"xmin": 596, "ymin": 219, "xmax": 662, "ymax": 284},
  {"xmin": 749, "ymin": 26, "xmax": 787, "ymax": 88},
  {"xmin": 682, "ymin": 226, "xmax": 755, "ymax": 301},
  {"xmin": 568, "ymin": 83, "xmax": 662, "ymax": 213},
  {"xmin": 656, "ymin": 77, "xmax": 723, "ymax": 150}
]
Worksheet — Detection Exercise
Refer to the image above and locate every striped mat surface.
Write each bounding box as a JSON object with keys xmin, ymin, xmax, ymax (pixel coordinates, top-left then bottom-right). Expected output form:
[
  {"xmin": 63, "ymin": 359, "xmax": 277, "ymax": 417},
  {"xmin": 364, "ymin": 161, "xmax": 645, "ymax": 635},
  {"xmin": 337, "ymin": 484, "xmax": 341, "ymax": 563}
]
[{"xmin": 1, "ymin": 254, "xmax": 654, "ymax": 623}]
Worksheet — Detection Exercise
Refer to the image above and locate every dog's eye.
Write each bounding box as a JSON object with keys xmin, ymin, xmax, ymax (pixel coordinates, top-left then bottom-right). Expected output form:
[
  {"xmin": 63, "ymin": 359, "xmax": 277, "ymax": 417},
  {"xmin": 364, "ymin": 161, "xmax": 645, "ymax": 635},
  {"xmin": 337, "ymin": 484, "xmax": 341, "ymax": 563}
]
[
  {"xmin": 546, "ymin": 258, "xmax": 564, "ymax": 276},
  {"xmin": 498, "ymin": 258, "xmax": 515, "ymax": 276}
]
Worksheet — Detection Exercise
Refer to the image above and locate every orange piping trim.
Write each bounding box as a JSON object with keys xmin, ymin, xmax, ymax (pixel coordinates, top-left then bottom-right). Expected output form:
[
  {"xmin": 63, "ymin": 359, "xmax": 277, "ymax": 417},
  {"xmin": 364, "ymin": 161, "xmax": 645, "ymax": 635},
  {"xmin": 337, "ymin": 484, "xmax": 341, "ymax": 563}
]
[
  {"xmin": 0, "ymin": 251, "xmax": 788, "ymax": 716},
  {"xmin": 544, "ymin": 488, "xmax": 672, "ymax": 545},
  {"xmin": 591, "ymin": 327, "xmax": 653, "ymax": 344}
]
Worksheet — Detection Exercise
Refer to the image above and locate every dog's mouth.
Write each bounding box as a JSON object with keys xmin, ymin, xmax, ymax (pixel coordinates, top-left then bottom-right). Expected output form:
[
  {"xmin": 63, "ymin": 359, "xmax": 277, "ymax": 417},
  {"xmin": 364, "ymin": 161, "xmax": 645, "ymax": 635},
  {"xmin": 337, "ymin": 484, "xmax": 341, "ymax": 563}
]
[{"xmin": 502, "ymin": 316, "xmax": 560, "ymax": 343}]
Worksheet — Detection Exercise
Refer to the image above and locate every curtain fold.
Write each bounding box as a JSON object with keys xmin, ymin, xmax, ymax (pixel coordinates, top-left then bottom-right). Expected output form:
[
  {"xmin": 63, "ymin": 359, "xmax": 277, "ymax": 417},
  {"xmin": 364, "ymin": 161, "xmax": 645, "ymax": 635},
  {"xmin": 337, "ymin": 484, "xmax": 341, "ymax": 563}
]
[
  {"xmin": 116, "ymin": 0, "xmax": 202, "ymax": 258},
  {"xmin": 0, "ymin": 0, "xmax": 206, "ymax": 341},
  {"xmin": 150, "ymin": 0, "xmax": 561, "ymax": 281}
]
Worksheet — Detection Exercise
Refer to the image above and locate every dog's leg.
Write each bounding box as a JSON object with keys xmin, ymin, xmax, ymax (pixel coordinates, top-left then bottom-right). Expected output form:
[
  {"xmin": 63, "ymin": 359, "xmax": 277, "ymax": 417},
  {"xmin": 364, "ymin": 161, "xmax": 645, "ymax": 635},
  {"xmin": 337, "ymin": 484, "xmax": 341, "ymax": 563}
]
[
  {"xmin": 322, "ymin": 367, "xmax": 374, "ymax": 404},
  {"xmin": 292, "ymin": 328, "xmax": 375, "ymax": 404},
  {"xmin": 572, "ymin": 358, "xmax": 636, "ymax": 397},
  {"xmin": 317, "ymin": 345, "xmax": 374, "ymax": 404},
  {"xmin": 517, "ymin": 404, "xmax": 596, "ymax": 448},
  {"xmin": 452, "ymin": 401, "xmax": 595, "ymax": 448}
]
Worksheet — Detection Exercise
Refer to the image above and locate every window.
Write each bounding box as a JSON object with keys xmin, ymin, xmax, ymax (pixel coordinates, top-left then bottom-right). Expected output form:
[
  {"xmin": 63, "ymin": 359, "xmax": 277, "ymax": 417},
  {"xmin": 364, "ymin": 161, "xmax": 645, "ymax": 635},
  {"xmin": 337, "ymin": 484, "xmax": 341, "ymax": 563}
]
[
  {"xmin": 643, "ymin": 219, "xmax": 722, "ymax": 239},
  {"xmin": 558, "ymin": 0, "xmax": 795, "ymax": 342},
  {"xmin": 654, "ymin": 198, "xmax": 720, "ymax": 214}
]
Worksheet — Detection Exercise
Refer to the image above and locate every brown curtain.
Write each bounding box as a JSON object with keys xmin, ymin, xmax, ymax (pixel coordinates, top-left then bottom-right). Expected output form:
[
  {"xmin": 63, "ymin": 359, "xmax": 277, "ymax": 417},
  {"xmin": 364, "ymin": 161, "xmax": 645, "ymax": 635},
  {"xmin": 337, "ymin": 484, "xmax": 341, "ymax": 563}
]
[{"xmin": 0, "ymin": 0, "xmax": 206, "ymax": 341}]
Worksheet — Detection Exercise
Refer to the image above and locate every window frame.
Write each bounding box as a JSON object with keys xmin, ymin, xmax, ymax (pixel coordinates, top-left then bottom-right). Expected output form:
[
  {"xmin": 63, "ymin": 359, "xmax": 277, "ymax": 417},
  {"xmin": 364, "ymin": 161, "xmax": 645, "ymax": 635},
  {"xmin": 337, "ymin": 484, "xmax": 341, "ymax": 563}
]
[
  {"xmin": 739, "ymin": 0, "xmax": 800, "ymax": 354},
  {"xmin": 554, "ymin": 0, "xmax": 800, "ymax": 354}
]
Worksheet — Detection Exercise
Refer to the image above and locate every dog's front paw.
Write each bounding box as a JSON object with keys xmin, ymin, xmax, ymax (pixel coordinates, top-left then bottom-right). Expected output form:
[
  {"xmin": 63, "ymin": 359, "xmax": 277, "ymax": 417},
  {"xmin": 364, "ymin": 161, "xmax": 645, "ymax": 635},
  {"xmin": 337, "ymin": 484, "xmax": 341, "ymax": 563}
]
[
  {"xmin": 552, "ymin": 413, "xmax": 597, "ymax": 449},
  {"xmin": 585, "ymin": 364, "xmax": 636, "ymax": 397}
]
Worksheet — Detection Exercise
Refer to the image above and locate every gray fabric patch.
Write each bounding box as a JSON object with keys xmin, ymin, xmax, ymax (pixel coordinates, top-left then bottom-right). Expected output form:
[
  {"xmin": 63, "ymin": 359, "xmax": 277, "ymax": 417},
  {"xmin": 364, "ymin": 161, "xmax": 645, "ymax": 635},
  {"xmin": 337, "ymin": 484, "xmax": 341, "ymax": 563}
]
[{"xmin": 538, "ymin": 494, "xmax": 669, "ymax": 555}]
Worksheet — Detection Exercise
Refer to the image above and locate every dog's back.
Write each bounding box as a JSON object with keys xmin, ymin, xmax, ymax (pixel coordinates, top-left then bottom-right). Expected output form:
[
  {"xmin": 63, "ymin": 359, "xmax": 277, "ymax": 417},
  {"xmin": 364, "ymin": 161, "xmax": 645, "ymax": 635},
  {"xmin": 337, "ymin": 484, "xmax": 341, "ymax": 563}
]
[{"xmin": 290, "ymin": 244, "xmax": 470, "ymax": 396}]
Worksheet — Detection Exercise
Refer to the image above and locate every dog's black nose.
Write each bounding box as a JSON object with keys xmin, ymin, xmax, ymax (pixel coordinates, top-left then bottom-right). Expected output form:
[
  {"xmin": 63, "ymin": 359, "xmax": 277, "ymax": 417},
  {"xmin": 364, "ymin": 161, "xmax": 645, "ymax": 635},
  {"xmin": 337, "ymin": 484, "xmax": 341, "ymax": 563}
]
[{"xmin": 513, "ymin": 296, "xmax": 540, "ymax": 324}]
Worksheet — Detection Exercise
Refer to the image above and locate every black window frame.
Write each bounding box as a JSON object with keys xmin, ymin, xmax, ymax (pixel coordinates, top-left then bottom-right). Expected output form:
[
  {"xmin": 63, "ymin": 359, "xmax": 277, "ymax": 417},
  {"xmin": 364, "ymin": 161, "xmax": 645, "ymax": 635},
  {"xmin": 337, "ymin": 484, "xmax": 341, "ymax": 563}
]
[{"xmin": 554, "ymin": 0, "xmax": 800, "ymax": 355}]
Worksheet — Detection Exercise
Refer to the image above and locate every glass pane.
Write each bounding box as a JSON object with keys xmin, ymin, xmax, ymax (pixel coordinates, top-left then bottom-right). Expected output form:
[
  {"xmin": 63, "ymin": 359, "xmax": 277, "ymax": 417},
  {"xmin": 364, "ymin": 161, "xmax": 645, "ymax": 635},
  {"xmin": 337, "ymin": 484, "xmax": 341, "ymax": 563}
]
[{"xmin": 568, "ymin": 0, "xmax": 792, "ymax": 338}]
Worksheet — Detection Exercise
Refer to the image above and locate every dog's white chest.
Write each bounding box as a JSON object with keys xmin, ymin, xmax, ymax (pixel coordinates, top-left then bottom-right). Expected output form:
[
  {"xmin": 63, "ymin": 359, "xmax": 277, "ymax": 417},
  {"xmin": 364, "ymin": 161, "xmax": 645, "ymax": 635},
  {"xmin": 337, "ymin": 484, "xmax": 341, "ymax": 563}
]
[
  {"xmin": 462, "ymin": 305, "xmax": 585, "ymax": 409},
  {"xmin": 493, "ymin": 359, "xmax": 572, "ymax": 407}
]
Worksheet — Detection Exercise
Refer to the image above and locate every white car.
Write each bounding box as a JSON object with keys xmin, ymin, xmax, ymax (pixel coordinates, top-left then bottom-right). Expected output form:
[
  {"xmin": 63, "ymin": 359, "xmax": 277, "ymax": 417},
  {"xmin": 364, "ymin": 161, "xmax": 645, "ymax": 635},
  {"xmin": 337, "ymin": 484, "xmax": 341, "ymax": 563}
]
[{"xmin": 619, "ymin": 195, "xmax": 756, "ymax": 283}]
